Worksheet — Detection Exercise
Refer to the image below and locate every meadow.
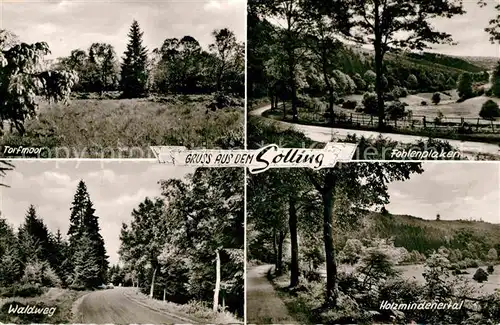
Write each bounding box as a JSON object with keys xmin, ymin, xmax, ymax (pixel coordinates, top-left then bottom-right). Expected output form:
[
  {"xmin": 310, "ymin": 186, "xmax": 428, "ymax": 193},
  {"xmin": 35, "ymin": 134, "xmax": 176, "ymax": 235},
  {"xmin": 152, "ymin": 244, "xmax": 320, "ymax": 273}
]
[{"xmin": 0, "ymin": 94, "xmax": 244, "ymax": 158}]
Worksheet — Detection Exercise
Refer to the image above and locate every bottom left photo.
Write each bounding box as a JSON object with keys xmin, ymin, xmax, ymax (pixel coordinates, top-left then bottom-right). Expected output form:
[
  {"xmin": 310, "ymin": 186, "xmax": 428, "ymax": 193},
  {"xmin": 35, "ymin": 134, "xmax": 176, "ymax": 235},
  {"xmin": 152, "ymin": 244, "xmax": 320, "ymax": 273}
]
[{"xmin": 0, "ymin": 160, "xmax": 244, "ymax": 324}]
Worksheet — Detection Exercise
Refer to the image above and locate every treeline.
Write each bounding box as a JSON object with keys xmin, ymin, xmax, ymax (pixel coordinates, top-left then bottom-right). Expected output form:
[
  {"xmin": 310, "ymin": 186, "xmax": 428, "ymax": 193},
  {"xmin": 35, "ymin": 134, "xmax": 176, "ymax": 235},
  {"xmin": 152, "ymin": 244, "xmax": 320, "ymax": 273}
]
[
  {"xmin": 0, "ymin": 180, "xmax": 108, "ymax": 295},
  {"xmin": 54, "ymin": 21, "xmax": 244, "ymax": 97},
  {"xmin": 248, "ymin": 0, "xmax": 497, "ymax": 128},
  {"xmin": 118, "ymin": 168, "xmax": 244, "ymax": 318}
]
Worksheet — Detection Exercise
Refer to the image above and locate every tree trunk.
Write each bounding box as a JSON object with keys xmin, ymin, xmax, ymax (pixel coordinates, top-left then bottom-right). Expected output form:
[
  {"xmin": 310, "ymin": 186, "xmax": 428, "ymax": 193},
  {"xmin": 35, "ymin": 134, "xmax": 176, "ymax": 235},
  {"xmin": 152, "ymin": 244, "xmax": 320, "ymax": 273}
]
[
  {"xmin": 322, "ymin": 183, "xmax": 338, "ymax": 307},
  {"xmin": 163, "ymin": 288, "xmax": 166, "ymax": 301},
  {"xmin": 149, "ymin": 266, "xmax": 157, "ymax": 298},
  {"xmin": 273, "ymin": 229, "xmax": 278, "ymax": 270},
  {"xmin": 289, "ymin": 196, "xmax": 299, "ymax": 288},
  {"xmin": 374, "ymin": 0, "xmax": 385, "ymax": 130},
  {"xmin": 213, "ymin": 249, "xmax": 221, "ymax": 312},
  {"xmin": 277, "ymin": 231, "xmax": 285, "ymax": 276}
]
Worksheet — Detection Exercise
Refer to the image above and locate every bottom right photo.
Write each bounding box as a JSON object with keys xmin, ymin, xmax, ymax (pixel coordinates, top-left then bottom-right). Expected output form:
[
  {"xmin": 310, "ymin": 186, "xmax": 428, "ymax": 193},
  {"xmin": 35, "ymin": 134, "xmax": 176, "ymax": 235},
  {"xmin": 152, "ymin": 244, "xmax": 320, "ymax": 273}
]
[{"xmin": 246, "ymin": 162, "xmax": 500, "ymax": 325}]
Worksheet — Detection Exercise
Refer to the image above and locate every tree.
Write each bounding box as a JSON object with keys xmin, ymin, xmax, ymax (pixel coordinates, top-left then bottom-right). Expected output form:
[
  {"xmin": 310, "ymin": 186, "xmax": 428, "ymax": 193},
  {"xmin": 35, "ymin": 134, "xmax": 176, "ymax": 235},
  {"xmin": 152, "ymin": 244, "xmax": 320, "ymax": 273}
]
[
  {"xmin": 260, "ymin": 0, "xmax": 307, "ymax": 122},
  {"xmin": 457, "ymin": 73, "xmax": 474, "ymax": 99},
  {"xmin": 304, "ymin": 162, "xmax": 423, "ymax": 306},
  {"xmin": 210, "ymin": 28, "xmax": 242, "ymax": 93},
  {"xmin": 319, "ymin": 0, "xmax": 465, "ymax": 128},
  {"xmin": 492, "ymin": 62, "xmax": 500, "ymax": 98},
  {"xmin": 481, "ymin": 1, "xmax": 500, "ymax": 43},
  {"xmin": 0, "ymin": 160, "xmax": 14, "ymax": 187},
  {"xmin": 72, "ymin": 231, "xmax": 101, "ymax": 288},
  {"xmin": 436, "ymin": 214, "xmax": 441, "ymax": 221},
  {"xmin": 120, "ymin": 20, "xmax": 148, "ymax": 98},
  {"xmin": 0, "ymin": 30, "xmax": 78, "ymax": 135},
  {"xmin": 479, "ymin": 100, "xmax": 500, "ymax": 119},
  {"xmin": 119, "ymin": 197, "xmax": 166, "ymax": 298},
  {"xmin": 67, "ymin": 180, "xmax": 108, "ymax": 286},
  {"xmin": 487, "ymin": 248, "xmax": 498, "ymax": 261},
  {"xmin": 407, "ymin": 74, "xmax": 419, "ymax": 90},
  {"xmin": 88, "ymin": 43, "xmax": 118, "ymax": 95}
]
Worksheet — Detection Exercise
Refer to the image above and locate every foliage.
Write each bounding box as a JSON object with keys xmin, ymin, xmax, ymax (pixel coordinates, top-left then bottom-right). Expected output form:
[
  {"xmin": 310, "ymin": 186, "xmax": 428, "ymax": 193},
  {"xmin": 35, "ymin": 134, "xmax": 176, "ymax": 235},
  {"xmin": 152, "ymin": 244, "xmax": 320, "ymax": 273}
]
[
  {"xmin": 432, "ymin": 93, "xmax": 441, "ymax": 105},
  {"xmin": 479, "ymin": 100, "xmax": 500, "ymax": 120},
  {"xmin": 120, "ymin": 20, "xmax": 149, "ymax": 98},
  {"xmin": 473, "ymin": 268, "xmax": 488, "ymax": 283},
  {"xmin": 457, "ymin": 73, "xmax": 474, "ymax": 99},
  {"xmin": 362, "ymin": 92, "xmax": 378, "ymax": 114},
  {"xmin": 0, "ymin": 30, "xmax": 77, "ymax": 135}
]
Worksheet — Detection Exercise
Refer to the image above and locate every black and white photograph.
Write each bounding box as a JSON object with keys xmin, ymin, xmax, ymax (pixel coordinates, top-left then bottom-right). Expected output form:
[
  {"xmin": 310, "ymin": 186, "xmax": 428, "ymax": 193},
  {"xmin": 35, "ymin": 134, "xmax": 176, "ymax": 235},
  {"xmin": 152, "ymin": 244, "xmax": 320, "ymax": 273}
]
[
  {"xmin": 247, "ymin": 0, "xmax": 500, "ymax": 160},
  {"xmin": 0, "ymin": 0, "xmax": 245, "ymax": 158},
  {"xmin": 0, "ymin": 161, "xmax": 244, "ymax": 324},
  {"xmin": 247, "ymin": 163, "xmax": 500, "ymax": 324}
]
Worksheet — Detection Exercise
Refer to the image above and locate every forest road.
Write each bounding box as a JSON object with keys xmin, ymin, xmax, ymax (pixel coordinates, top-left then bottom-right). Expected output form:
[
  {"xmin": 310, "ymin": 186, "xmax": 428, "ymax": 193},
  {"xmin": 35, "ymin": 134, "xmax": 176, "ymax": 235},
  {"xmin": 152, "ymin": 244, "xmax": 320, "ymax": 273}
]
[
  {"xmin": 76, "ymin": 287, "xmax": 197, "ymax": 324},
  {"xmin": 249, "ymin": 105, "xmax": 500, "ymax": 158},
  {"xmin": 247, "ymin": 264, "xmax": 297, "ymax": 324}
]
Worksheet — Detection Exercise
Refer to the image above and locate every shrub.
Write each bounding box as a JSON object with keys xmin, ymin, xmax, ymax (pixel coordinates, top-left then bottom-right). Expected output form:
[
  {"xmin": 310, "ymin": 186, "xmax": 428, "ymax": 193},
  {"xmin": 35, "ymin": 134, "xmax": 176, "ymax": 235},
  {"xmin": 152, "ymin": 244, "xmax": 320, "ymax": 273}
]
[
  {"xmin": 342, "ymin": 100, "xmax": 357, "ymax": 110},
  {"xmin": 421, "ymin": 101, "xmax": 428, "ymax": 106},
  {"xmin": 22, "ymin": 261, "xmax": 62, "ymax": 287},
  {"xmin": 0, "ymin": 284, "xmax": 44, "ymax": 298},
  {"xmin": 364, "ymin": 70, "xmax": 376, "ymax": 84},
  {"xmin": 362, "ymin": 92, "xmax": 378, "ymax": 115},
  {"xmin": 487, "ymin": 248, "xmax": 498, "ymax": 261},
  {"xmin": 479, "ymin": 100, "xmax": 500, "ymax": 120},
  {"xmin": 432, "ymin": 93, "xmax": 441, "ymax": 105},
  {"xmin": 473, "ymin": 268, "xmax": 488, "ymax": 283},
  {"xmin": 385, "ymin": 101, "xmax": 407, "ymax": 120},
  {"xmin": 407, "ymin": 74, "xmax": 418, "ymax": 89},
  {"xmin": 352, "ymin": 73, "xmax": 366, "ymax": 92},
  {"xmin": 487, "ymin": 265, "xmax": 494, "ymax": 274}
]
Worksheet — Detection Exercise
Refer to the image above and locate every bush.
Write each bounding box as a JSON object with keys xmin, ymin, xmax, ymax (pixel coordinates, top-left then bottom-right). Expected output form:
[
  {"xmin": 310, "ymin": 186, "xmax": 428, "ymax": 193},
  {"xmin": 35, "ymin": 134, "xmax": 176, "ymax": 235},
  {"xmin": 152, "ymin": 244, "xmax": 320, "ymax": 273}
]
[
  {"xmin": 385, "ymin": 101, "xmax": 407, "ymax": 120},
  {"xmin": 0, "ymin": 284, "xmax": 44, "ymax": 298},
  {"xmin": 479, "ymin": 100, "xmax": 500, "ymax": 120},
  {"xmin": 432, "ymin": 93, "xmax": 441, "ymax": 105},
  {"xmin": 22, "ymin": 261, "xmax": 62, "ymax": 287},
  {"xmin": 362, "ymin": 92, "xmax": 378, "ymax": 115},
  {"xmin": 421, "ymin": 101, "xmax": 428, "ymax": 106},
  {"xmin": 342, "ymin": 100, "xmax": 357, "ymax": 110},
  {"xmin": 473, "ymin": 268, "xmax": 488, "ymax": 283},
  {"xmin": 487, "ymin": 265, "xmax": 494, "ymax": 274}
]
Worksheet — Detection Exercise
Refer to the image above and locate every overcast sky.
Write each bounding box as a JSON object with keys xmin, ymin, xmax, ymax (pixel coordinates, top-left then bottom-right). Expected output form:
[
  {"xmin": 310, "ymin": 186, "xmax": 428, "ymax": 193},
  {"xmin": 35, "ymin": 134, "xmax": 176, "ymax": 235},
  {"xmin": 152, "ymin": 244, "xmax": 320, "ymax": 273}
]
[
  {"xmin": 0, "ymin": 0, "xmax": 245, "ymax": 60},
  {"xmin": 385, "ymin": 162, "xmax": 500, "ymax": 224},
  {"xmin": 0, "ymin": 161, "xmax": 195, "ymax": 265}
]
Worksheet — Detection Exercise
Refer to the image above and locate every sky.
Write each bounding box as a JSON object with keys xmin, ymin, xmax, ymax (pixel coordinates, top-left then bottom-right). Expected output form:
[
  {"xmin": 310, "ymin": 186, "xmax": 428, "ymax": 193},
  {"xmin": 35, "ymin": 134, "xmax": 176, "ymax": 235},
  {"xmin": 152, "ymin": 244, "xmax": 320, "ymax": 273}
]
[
  {"xmin": 385, "ymin": 162, "xmax": 500, "ymax": 224},
  {"xmin": 0, "ymin": 160, "xmax": 195, "ymax": 265},
  {"xmin": 0, "ymin": 0, "xmax": 245, "ymax": 60}
]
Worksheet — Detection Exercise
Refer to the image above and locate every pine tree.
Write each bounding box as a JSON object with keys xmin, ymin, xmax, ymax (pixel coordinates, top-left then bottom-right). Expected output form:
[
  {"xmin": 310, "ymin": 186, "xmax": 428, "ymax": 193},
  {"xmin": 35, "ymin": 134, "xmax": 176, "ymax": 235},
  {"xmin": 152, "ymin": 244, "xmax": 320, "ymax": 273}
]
[
  {"xmin": 72, "ymin": 231, "xmax": 101, "ymax": 289},
  {"xmin": 120, "ymin": 20, "xmax": 149, "ymax": 98},
  {"xmin": 68, "ymin": 180, "xmax": 109, "ymax": 286},
  {"xmin": 18, "ymin": 205, "xmax": 51, "ymax": 263}
]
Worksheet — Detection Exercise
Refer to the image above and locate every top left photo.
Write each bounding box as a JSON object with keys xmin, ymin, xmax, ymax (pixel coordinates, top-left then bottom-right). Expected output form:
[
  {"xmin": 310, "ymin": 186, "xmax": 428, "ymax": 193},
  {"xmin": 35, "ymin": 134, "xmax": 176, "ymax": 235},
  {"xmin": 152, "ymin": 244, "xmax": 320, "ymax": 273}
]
[{"xmin": 0, "ymin": 0, "xmax": 245, "ymax": 158}]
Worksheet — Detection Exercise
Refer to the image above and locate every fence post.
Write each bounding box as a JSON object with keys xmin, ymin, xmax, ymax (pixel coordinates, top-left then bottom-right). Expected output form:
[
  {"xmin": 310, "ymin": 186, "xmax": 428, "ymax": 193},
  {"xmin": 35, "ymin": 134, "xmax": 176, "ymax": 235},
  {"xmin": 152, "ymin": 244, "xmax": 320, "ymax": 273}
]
[
  {"xmin": 476, "ymin": 118, "xmax": 480, "ymax": 131},
  {"xmin": 423, "ymin": 116, "xmax": 426, "ymax": 128}
]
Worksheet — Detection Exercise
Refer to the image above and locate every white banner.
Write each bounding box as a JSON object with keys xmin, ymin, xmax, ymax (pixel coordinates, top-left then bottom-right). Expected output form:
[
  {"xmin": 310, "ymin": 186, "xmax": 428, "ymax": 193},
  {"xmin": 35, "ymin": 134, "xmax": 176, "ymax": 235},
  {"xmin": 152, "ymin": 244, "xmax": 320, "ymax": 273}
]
[{"xmin": 150, "ymin": 142, "xmax": 358, "ymax": 174}]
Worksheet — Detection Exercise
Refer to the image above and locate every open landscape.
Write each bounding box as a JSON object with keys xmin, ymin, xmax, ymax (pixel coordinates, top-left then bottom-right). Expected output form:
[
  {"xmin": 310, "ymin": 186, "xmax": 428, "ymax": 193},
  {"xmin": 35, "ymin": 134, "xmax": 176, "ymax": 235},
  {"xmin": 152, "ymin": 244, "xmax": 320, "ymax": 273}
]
[
  {"xmin": 0, "ymin": 161, "xmax": 243, "ymax": 323},
  {"xmin": 248, "ymin": 0, "xmax": 500, "ymax": 159},
  {"xmin": 0, "ymin": 0, "xmax": 245, "ymax": 157},
  {"xmin": 247, "ymin": 163, "xmax": 500, "ymax": 324}
]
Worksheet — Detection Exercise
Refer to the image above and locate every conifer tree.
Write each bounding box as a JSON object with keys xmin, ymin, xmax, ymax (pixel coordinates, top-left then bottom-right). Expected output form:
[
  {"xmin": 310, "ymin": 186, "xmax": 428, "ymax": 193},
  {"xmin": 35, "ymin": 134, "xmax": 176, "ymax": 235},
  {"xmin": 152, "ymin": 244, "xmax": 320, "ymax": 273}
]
[
  {"xmin": 18, "ymin": 205, "xmax": 51, "ymax": 263},
  {"xmin": 68, "ymin": 180, "xmax": 109, "ymax": 287},
  {"xmin": 72, "ymin": 231, "xmax": 101, "ymax": 288},
  {"xmin": 120, "ymin": 20, "xmax": 149, "ymax": 98}
]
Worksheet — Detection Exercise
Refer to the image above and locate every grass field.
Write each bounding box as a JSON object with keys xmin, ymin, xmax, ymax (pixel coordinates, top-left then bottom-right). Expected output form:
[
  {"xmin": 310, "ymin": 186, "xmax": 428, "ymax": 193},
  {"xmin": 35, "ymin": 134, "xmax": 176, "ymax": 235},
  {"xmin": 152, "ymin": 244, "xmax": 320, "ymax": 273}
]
[{"xmin": 0, "ymin": 94, "xmax": 244, "ymax": 158}]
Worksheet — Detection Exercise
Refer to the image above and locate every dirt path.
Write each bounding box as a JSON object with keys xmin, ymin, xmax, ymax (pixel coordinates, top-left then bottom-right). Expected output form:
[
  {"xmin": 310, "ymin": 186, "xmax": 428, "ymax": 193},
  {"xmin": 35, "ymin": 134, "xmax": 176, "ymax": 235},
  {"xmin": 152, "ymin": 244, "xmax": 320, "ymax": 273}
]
[
  {"xmin": 250, "ymin": 105, "xmax": 500, "ymax": 158},
  {"xmin": 247, "ymin": 264, "xmax": 297, "ymax": 324},
  {"xmin": 75, "ymin": 287, "xmax": 197, "ymax": 324}
]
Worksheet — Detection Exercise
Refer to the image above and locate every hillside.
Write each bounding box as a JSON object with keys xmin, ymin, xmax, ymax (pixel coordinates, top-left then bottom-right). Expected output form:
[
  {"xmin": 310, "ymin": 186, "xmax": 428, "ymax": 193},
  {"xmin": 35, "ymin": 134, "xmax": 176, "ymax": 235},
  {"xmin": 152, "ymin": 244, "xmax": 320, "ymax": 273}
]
[
  {"xmin": 359, "ymin": 211, "xmax": 500, "ymax": 255},
  {"xmin": 406, "ymin": 52, "xmax": 487, "ymax": 73},
  {"xmin": 456, "ymin": 56, "xmax": 499, "ymax": 70}
]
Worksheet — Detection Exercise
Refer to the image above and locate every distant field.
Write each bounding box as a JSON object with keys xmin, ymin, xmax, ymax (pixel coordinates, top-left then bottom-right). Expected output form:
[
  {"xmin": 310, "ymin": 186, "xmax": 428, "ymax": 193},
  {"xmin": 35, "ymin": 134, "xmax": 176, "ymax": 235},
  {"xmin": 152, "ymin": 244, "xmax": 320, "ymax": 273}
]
[
  {"xmin": 0, "ymin": 94, "xmax": 244, "ymax": 158},
  {"xmin": 343, "ymin": 92, "xmax": 500, "ymax": 120}
]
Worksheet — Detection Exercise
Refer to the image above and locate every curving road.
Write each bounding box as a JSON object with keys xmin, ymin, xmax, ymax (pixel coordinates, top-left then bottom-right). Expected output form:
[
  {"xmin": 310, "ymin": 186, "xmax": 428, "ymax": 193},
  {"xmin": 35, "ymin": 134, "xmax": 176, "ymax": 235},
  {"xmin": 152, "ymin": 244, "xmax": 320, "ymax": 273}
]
[
  {"xmin": 247, "ymin": 264, "xmax": 297, "ymax": 324},
  {"xmin": 76, "ymin": 287, "xmax": 197, "ymax": 324},
  {"xmin": 250, "ymin": 105, "xmax": 500, "ymax": 158}
]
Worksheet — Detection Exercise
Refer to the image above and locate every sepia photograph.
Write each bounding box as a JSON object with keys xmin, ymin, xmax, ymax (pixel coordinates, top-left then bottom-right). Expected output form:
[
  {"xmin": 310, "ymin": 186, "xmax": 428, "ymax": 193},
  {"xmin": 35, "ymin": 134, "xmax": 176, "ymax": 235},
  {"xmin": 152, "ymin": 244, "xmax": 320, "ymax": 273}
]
[
  {"xmin": 0, "ymin": 0, "xmax": 245, "ymax": 158},
  {"xmin": 247, "ymin": 0, "xmax": 500, "ymax": 160},
  {"xmin": 247, "ymin": 163, "xmax": 500, "ymax": 324},
  {"xmin": 0, "ymin": 161, "xmax": 244, "ymax": 324}
]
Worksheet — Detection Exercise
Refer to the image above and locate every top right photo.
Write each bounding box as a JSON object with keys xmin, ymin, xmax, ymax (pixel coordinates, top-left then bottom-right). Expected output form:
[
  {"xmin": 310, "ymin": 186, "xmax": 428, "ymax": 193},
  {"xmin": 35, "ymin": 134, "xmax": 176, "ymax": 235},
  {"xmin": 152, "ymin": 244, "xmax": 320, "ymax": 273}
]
[{"xmin": 247, "ymin": 0, "xmax": 500, "ymax": 160}]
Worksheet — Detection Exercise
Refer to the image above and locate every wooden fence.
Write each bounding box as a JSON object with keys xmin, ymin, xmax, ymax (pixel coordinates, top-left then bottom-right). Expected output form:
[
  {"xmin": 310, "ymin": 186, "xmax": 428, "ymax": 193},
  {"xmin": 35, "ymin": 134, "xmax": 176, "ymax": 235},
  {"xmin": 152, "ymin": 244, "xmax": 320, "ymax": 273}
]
[{"xmin": 294, "ymin": 103, "xmax": 500, "ymax": 134}]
